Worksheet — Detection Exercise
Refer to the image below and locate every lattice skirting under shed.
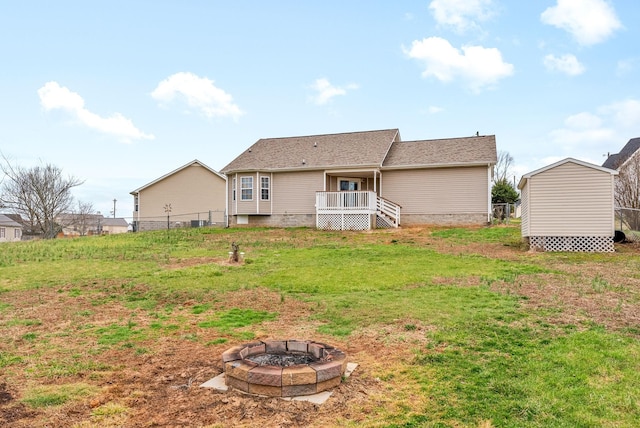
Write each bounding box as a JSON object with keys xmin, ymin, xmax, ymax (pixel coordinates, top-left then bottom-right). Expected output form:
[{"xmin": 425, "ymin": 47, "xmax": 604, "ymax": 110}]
[
  {"xmin": 317, "ymin": 213, "xmax": 371, "ymax": 230},
  {"xmin": 527, "ymin": 236, "xmax": 614, "ymax": 252}
]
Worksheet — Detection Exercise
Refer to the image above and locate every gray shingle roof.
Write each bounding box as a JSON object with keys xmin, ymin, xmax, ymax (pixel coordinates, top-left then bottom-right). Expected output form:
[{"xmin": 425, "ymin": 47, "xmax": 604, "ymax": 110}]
[
  {"xmin": 602, "ymin": 137, "xmax": 640, "ymax": 169},
  {"xmin": 221, "ymin": 129, "xmax": 400, "ymax": 173},
  {"xmin": 382, "ymin": 135, "xmax": 497, "ymax": 168},
  {"xmin": 221, "ymin": 130, "xmax": 497, "ymax": 173},
  {"xmin": 102, "ymin": 218, "xmax": 129, "ymax": 227},
  {"xmin": 0, "ymin": 214, "xmax": 22, "ymax": 228}
]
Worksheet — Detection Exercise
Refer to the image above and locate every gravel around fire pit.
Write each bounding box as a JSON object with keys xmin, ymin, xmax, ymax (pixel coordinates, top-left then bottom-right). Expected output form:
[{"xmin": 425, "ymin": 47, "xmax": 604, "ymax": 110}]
[{"xmin": 247, "ymin": 352, "xmax": 318, "ymax": 367}]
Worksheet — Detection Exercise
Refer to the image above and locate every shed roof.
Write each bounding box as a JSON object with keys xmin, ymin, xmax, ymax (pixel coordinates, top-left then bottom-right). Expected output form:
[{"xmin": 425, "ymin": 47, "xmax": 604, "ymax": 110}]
[
  {"xmin": 131, "ymin": 159, "xmax": 225, "ymax": 195},
  {"xmin": 518, "ymin": 157, "xmax": 618, "ymax": 190},
  {"xmin": 602, "ymin": 137, "xmax": 640, "ymax": 169}
]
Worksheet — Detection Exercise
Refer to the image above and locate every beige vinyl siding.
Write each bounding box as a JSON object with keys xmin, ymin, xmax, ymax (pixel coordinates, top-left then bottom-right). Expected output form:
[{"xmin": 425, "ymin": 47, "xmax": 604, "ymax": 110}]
[
  {"xmin": 235, "ymin": 174, "xmax": 257, "ymax": 214},
  {"xmin": 528, "ymin": 162, "xmax": 614, "ymax": 236},
  {"xmin": 138, "ymin": 164, "xmax": 226, "ymax": 219},
  {"xmin": 272, "ymin": 170, "xmax": 324, "ymax": 214},
  {"xmin": 520, "ymin": 181, "xmax": 530, "ymax": 236},
  {"xmin": 0, "ymin": 226, "xmax": 22, "ymax": 242},
  {"xmin": 327, "ymin": 175, "xmax": 377, "ymax": 192},
  {"xmin": 258, "ymin": 173, "xmax": 272, "ymax": 214},
  {"xmin": 381, "ymin": 166, "xmax": 489, "ymax": 214}
]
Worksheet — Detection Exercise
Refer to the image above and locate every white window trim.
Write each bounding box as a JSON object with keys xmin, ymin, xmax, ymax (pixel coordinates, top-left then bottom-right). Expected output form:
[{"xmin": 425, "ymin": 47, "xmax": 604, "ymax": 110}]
[
  {"xmin": 260, "ymin": 176, "xmax": 270, "ymax": 201},
  {"xmin": 240, "ymin": 176, "xmax": 253, "ymax": 201},
  {"xmin": 232, "ymin": 177, "xmax": 236, "ymax": 201}
]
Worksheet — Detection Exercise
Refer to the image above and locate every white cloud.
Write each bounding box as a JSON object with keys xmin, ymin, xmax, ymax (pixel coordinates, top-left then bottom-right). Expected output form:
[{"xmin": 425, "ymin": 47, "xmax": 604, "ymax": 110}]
[
  {"xmin": 404, "ymin": 36, "xmax": 514, "ymax": 92},
  {"xmin": 548, "ymin": 99, "xmax": 640, "ymax": 149},
  {"xmin": 549, "ymin": 111, "xmax": 612, "ymax": 146},
  {"xmin": 429, "ymin": 0, "xmax": 495, "ymax": 33},
  {"xmin": 151, "ymin": 72, "xmax": 243, "ymax": 120},
  {"xmin": 565, "ymin": 112, "xmax": 602, "ymax": 129},
  {"xmin": 37, "ymin": 81, "xmax": 154, "ymax": 143},
  {"xmin": 598, "ymin": 99, "xmax": 640, "ymax": 128},
  {"xmin": 308, "ymin": 78, "xmax": 359, "ymax": 105},
  {"xmin": 541, "ymin": 0, "xmax": 622, "ymax": 46},
  {"xmin": 428, "ymin": 106, "xmax": 444, "ymax": 114},
  {"xmin": 543, "ymin": 54, "xmax": 585, "ymax": 76}
]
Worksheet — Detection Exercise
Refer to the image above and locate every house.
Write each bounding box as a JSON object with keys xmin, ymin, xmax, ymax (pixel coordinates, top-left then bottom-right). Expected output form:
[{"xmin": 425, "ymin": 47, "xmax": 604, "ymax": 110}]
[
  {"xmin": 602, "ymin": 137, "xmax": 640, "ymax": 170},
  {"xmin": 220, "ymin": 129, "xmax": 497, "ymax": 230},
  {"xmin": 56, "ymin": 213, "xmax": 129, "ymax": 236},
  {"xmin": 602, "ymin": 137, "xmax": 640, "ymax": 235},
  {"xmin": 100, "ymin": 217, "xmax": 129, "ymax": 235},
  {"xmin": 0, "ymin": 213, "xmax": 23, "ymax": 242},
  {"xmin": 130, "ymin": 159, "xmax": 227, "ymax": 232},
  {"xmin": 518, "ymin": 158, "xmax": 618, "ymax": 252}
]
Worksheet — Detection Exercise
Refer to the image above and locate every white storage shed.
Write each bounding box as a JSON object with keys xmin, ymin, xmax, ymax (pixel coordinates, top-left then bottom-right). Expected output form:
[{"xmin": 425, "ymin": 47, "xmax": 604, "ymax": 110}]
[{"xmin": 518, "ymin": 158, "xmax": 618, "ymax": 252}]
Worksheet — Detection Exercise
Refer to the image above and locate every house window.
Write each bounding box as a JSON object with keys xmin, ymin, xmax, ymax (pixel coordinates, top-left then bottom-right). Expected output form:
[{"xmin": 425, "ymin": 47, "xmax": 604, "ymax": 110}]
[
  {"xmin": 261, "ymin": 176, "xmax": 270, "ymax": 201},
  {"xmin": 14, "ymin": 229, "xmax": 21, "ymax": 238},
  {"xmin": 241, "ymin": 177, "xmax": 253, "ymax": 201},
  {"xmin": 232, "ymin": 177, "xmax": 236, "ymax": 201},
  {"xmin": 0, "ymin": 228, "xmax": 5, "ymax": 238},
  {"xmin": 134, "ymin": 196, "xmax": 139, "ymax": 212}
]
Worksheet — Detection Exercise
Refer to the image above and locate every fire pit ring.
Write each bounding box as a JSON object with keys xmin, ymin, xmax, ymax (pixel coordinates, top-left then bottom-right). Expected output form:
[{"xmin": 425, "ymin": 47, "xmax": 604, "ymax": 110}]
[{"xmin": 221, "ymin": 340, "xmax": 347, "ymax": 397}]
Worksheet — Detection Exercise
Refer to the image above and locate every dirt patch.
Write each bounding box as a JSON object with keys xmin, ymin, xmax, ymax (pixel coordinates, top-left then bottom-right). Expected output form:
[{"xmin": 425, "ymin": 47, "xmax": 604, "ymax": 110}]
[
  {"xmin": 3, "ymin": 226, "xmax": 640, "ymax": 426},
  {"xmin": 0, "ymin": 285, "xmax": 407, "ymax": 427}
]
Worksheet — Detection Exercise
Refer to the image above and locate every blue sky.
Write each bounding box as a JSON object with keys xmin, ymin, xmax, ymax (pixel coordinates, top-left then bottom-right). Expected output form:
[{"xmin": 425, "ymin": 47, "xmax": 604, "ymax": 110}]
[{"xmin": 1, "ymin": 1, "xmax": 639, "ymax": 219}]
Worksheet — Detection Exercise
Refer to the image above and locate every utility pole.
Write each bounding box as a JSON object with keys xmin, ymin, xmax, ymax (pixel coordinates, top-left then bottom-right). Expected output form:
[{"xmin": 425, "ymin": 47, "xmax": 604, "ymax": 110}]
[{"xmin": 112, "ymin": 199, "xmax": 117, "ymax": 218}]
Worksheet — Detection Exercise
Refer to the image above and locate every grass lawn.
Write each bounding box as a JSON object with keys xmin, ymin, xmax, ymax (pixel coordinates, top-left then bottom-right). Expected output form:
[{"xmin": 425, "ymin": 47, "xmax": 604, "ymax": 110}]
[{"xmin": 1, "ymin": 225, "xmax": 639, "ymax": 427}]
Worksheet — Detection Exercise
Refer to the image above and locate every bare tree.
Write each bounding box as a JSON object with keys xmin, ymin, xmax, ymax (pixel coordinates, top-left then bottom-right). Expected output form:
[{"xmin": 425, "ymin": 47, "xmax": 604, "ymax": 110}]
[
  {"xmin": 0, "ymin": 155, "xmax": 84, "ymax": 238},
  {"xmin": 72, "ymin": 200, "xmax": 96, "ymax": 236},
  {"xmin": 493, "ymin": 150, "xmax": 514, "ymax": 184},
  {"xmin": 615, "ymin": 153, "xmax": 640, "ymax": 230}
]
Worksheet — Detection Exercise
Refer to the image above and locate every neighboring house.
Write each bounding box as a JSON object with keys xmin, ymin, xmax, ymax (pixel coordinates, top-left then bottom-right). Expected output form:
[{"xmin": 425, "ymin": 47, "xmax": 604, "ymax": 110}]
[
  {"xmin": 221, "ymin": 129, "xmax": 497, "ymax": 230},
  {"xmin": 130, "ymin": 159, "xmax": 227, "ymax": 232},
  {"xmin": 518, "ymin": 158, "xmax": 618, "ymax": 252},
  {"xmin": 57, "ymin": 214, "xmax": 129, "ymax": 236},
  {"xmin": 0, "ymin": 213, "xmax": 23, "ymax": 242},
  {"xmin": 101, "ymin": 217, "xmax": 129, "ymax": 235},
  {"xmin": 602, "ymin": 137, "xmax": 640, "ymax": 170}
]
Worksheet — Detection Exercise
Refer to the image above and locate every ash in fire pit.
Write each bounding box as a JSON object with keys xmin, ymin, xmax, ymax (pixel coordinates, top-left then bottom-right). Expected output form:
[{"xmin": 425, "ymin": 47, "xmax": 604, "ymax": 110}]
[
  {"xmin": 221, "ymin": 340, "xmax": 347, "ymax": 397},
  {"xmin": 247, "ymin": 352, "xmax": 317, "ymax": 367}
]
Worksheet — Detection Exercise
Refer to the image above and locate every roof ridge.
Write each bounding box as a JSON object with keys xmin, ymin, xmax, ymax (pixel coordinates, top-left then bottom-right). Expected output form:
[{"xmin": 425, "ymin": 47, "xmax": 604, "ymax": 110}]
[
  {"xmin": 400, "ymin": 134, "xmax": 496, "ymax": 143},
  {"xmin": 257, "ymin": 128, "xmax": 399, "ymax": 141}
]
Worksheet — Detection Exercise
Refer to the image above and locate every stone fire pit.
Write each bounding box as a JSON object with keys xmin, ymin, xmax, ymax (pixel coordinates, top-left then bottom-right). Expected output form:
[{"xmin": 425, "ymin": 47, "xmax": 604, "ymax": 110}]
[{"xmin": 221, "ymin": 340, "xmax": 347, "ymax": 397}]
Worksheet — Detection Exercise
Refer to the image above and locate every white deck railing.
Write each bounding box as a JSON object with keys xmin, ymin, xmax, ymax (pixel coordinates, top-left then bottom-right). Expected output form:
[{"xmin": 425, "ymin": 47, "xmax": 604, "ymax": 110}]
[
  {"xmin": 316, "ymin": 191, "xmax": 401, "ymax": 229},
  {"xmin": 377, "ymin": 196, "xmax": 401, "ymax": 228},
  {"xmin": 316, "ymin": 191, "xmax": 377, "ymax": 212}
]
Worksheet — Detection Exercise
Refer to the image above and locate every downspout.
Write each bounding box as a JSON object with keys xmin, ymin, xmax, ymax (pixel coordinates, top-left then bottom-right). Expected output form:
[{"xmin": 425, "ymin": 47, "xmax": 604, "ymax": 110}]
[
  {"xmin": 233, "ymin": 173, "xmax": 238, "ymax": 218},
  {"xmin": 487, "ymin": 164, "xmax": 492, "ymax": 223},
  {"xmin": 256, "ymin": 171, "xmax": 260, "ymax": 214},
  {"xmin": 270, "ymin": 172, "xmax": 273, "ymax": 215},
  {"xmin": 224, "ymin": 174, "xmax": 229, "ymax": 228}
]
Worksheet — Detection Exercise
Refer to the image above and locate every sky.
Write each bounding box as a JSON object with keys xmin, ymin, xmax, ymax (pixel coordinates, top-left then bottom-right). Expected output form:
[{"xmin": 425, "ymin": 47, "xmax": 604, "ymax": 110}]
[{"xmin": 1, "ymin": 1, "xmax": 639, "ymax": 220}]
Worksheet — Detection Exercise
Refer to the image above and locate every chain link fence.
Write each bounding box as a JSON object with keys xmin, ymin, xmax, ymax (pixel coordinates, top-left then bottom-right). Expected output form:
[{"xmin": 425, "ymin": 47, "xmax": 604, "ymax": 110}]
[
  {"xmin": 132, "ymin": 210, "xmax": 227, "ymax": 232},
  {"xmin": 615, "ymin": 207, "xmax": 640, "ymax": 242},
  {"xmin": 491, "ymin": 203, "xmax": 516, "ymax": 224}
]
